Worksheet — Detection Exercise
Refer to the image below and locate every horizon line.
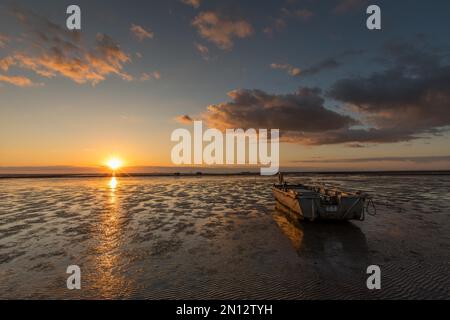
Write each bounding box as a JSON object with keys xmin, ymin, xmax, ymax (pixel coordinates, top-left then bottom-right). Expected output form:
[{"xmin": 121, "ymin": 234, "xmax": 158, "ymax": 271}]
[{"xmin": 1, "ymin": 169, "xmax": 450, "ymax": 180}]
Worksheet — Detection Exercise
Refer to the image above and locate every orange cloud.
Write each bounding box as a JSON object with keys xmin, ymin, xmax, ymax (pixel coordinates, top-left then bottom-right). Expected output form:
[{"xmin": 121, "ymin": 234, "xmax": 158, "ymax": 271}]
[
  {"xmin": 0, "ymin": 57, "xmax": 15, "ymax": 72},
  {"xmin": 181, "ymin": 0, "xmax": 202, "ymax": 9},
  {"xmin": 12, "ymin": 33, "xmax": 132, "ymax": 85},
  {"xmin": 0, "ymin": 74, "xmax": 38, "ymax": 87},
  {"xmin": 130, "ymin": 24, "xmax": 154, "ymax": 41},
  {"xmin": 270, "ymin": 63, "xmax": 301, "ymax": 76},
  {"xmin": 152, "ymin": 71, "xmax": 161, "ymax": 80},
  {"xmin": 192, "ymin": 11, "xmax": 254, "ymax": 50},
  {"xmin": 7, "ymin": 6, "xmax": 132, "ymax": 85}
]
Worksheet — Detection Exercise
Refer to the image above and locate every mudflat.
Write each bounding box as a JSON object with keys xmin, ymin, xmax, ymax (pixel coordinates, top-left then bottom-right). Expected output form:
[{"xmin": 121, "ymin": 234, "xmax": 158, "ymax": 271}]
[{"xmin": 0, "ymin": 174, "xmax": 448, "ymax": 299}]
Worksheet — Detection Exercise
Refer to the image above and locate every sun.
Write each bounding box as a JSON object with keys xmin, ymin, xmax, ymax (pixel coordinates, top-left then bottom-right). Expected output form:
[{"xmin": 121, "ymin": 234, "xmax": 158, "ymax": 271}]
[{"xmin": 107, "ymin": 157, "xmax": 123, "ymax": 171}]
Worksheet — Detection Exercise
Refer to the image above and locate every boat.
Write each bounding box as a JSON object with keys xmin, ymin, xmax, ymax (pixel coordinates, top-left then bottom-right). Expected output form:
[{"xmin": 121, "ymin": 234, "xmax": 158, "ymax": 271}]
[{"xmin": 272, "ymin": 174, "xmax": 369, "ymax": 222}]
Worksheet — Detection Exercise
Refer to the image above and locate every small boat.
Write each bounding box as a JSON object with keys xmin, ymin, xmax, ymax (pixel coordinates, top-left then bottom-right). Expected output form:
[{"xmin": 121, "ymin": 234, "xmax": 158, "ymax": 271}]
[{"xmin": 272, "ymin": 174, "xmax": 369, "ymax": 222}]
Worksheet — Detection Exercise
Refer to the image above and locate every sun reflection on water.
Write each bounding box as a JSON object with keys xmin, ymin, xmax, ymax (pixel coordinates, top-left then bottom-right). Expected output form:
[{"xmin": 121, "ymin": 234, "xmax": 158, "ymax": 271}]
[
  {"xmin": 109, "ymin": 177, "xmax": 118, "ymax": 189},
  {"xmin": 88, "ymin": 176, "xmax": 131, "ymax": 298}
]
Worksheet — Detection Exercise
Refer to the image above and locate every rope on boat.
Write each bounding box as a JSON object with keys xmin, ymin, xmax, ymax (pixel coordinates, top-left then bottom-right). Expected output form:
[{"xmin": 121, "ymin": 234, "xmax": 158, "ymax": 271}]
[{"xmin": 365, "ymin": 198, "xmax": 377, "ymax": 216}]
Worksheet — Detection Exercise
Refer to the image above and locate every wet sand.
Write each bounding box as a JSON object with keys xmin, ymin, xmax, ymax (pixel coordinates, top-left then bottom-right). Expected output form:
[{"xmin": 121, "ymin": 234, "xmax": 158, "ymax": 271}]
[{"xmin": 0, "ymin": 175, "xmax": 449, "ymax": 299}]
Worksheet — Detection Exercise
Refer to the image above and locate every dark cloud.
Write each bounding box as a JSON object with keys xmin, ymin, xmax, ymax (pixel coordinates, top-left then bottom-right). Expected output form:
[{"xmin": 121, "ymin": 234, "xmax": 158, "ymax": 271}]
[
  {"xmin": 283, "ymin": 127, "xmax": 420, "ymax": 145},
  {"xmin": 175, "ymin": 115, "xmax": 194, "ymax": 124},
  {"xmin": 301, "ymin": 50, "xmax": 364, "ymax": 76},
  {"xmin": 301, "ymin": 58, "xmax": 340, "ymax": 76},
  {"xmin": 329, "ymin": 43, "xmax": 450, "ymax": 140},
  {"xmin": 10, "ymin": 5, "xmax": 81, "ymax": 45},
  {"xmin": 189, "ymin": 43, "xmax": 450, "ymax": 146},
  {"xmin": 197, "ymin": 88, "xmax": 357, "ymax": 144},
  {"xmin": 272, "ymin": 50, "xmax": 364, "ymax": 77},
  {"xmin": 294, "ymin": 155, "xmax": 450, "ymax": 164}
]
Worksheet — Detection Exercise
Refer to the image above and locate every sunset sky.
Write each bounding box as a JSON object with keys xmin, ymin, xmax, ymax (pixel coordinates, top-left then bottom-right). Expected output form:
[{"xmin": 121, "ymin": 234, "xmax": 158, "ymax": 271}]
[{"xmin": 1, "ymin": 0, "xmax": 450, "ymax": 172}]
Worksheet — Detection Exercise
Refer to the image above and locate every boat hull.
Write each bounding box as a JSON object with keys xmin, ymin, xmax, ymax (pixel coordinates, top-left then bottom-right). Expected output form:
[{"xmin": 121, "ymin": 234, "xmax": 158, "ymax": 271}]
[{"xmin": 272, "ymin": 185, "xmax": 366, "ymax": 222}]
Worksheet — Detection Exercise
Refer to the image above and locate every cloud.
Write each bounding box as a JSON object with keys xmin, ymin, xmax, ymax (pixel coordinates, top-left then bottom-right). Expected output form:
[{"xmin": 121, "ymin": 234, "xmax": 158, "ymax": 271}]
[
  {"xmin": 293, "ymin": 9, "xmax": 314, "ymax": 21},
  {"xmin": 192, "ymin": 11, "xmax": 254, "ymax": 50},
  {"xmin": 283, "ymin": 127, "xmax": 420, "ymax": 145},
  {"xmin": 263, "ymin": 18, "xmax": 287, "ymax": 38},
  {"xmin": 175, "ymin": 115, "xmax": 194, "ymax": 124},
  {"xmin": 140, "ymin": 71, "xmax": 161, "ymax": 81},
  {"xmin": 140, "ymin": 73, "xmax": 150, "ymax": 81},
  {"xmin": 11, "ymin": 5, "xmax": 82, "ymax": 44},
  {"xmin": 329, "ymin": 43, "xmax": 450, "ymax": 142},
  {"xmin": 198, "ymin": 88, "xmax": 357, "ymax": 138},
  {"xmin": 270, "ymin": 63, "xmax": 301, "ymax": 76},
  {"xmin": 152, "ymin": 71, "xmax": 161, "ymax": 80},
  {"xmin": 195, "ymin": 42, "xmax": 210, "ymax": 60},
  {"xmin": 345, "ymin": 143, "xmax": 367, "ymax": 148},
  {"xmin": 306, "ymin": 50, "xmax": 365, "ymax": 76},
  {"xmin": 0, "ymin": 74, "xmax": 38, "ymax": 87},
  {"xmin": 181, "ymin": 0, "xmax": 202, "ymax": 8},
  {"xmin": 130, "ymin": 24, "xmax": 154, "ymax": 41},
  {"xmin": 272, "ymin": 50, "xmax": 363, "ymax": 77},
  {"xmin": 191, "ymin": 41, "xmax": 450, "ymax": 146},
  {"xmin": 0, "ymin": 33, "xmax": 9, "ymax": 47},
  {"xmin": 5, "ymin": 6, "xmax": 132, "ymax": 85},
  {"xmin": 301, "ymin": 58, "xmax": 340, "ymax": 76},
  {"xmin": 264, "ymin": 7, "xmax": 314, "ymax": 38},
  {"xmin": 294, "ymin": 155, "xmax": 450, "ymax": 164},
  {"xmin": 0, "ymin": 56, "xmax": 15, "ymax": 72},
  {"xmin": 334, "ymin": 0, "xmax": 368, "ymax": 14},
  {"xmin": 271, "ymin": 59, "xmax": 335, "ymax": 77}
]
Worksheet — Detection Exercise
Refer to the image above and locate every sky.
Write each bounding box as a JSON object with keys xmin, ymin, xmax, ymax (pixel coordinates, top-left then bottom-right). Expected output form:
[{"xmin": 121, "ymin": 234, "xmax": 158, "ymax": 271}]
[{"xmin": 1, "ymin": 0, "xmax": 450, "ymax": 172}]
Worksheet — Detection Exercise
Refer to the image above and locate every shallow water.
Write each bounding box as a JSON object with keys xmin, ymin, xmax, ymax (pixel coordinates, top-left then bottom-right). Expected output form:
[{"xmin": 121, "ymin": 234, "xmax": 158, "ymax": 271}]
[{"xmin": 0, "ymin": 175, "xmax": 449, "ymax": 299}]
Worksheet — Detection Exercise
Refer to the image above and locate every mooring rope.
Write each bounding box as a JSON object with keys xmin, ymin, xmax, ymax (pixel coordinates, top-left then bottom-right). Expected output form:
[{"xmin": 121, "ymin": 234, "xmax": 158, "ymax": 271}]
[{"xmin": 365, "ymin": 198, "xmax": 377, "ymax": 216}]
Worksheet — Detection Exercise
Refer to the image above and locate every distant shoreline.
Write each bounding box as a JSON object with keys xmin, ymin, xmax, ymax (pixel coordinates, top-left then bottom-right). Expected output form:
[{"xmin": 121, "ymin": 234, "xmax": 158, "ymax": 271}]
[{"xmin": 1, "ymin": 170, "xmax": 450, "ymax": 179}]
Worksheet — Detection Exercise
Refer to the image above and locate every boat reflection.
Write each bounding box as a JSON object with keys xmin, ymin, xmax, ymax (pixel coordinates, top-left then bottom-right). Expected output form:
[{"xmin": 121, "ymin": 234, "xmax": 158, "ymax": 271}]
[
  {"xmin": 273, "ymin": 203, "xmax": 369, "ymax": 273},
  {"xmin": 272, "ymin": 209, "xmax": 304, "ymax": 252}
]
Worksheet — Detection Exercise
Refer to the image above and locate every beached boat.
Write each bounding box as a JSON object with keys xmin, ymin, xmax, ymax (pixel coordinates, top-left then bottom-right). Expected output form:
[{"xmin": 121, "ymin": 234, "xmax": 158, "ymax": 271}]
[{"xmin": 273, "ymin": 175, "xmax": 369, "ymax": 221}]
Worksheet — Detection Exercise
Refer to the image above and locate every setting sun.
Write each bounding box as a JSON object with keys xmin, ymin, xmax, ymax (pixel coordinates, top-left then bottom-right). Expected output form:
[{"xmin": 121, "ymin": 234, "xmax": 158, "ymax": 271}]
[{"xmin": 107, "ymin": 158, "xmax": 123, "ymax": 171}]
